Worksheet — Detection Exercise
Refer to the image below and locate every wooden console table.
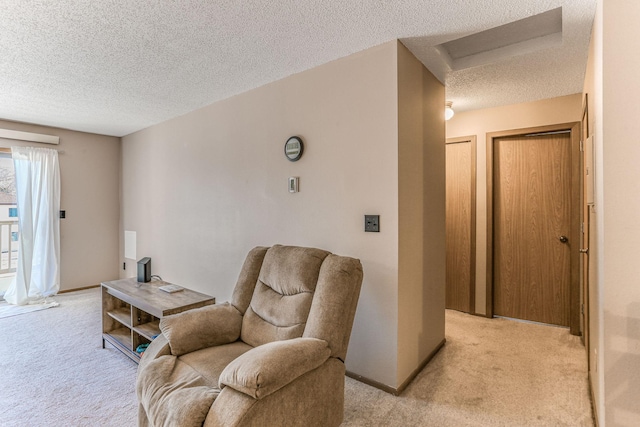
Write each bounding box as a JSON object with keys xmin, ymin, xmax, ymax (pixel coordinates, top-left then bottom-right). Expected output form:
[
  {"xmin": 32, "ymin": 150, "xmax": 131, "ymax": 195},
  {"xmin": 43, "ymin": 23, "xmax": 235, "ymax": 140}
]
[{"xmin": 101, "ymin": 278, "xmax": 215, "ymax": 363}]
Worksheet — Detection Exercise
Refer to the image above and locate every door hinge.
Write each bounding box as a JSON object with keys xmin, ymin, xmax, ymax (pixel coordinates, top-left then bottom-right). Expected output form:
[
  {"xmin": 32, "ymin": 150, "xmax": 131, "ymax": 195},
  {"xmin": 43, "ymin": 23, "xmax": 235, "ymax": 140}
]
[
  {"xmin": 580, "ymin": 140, "xmax": 584, "ymax": 152},
  {"xmin": 581, "ymin": 303, "xmax": 584, "ymax": 315}
]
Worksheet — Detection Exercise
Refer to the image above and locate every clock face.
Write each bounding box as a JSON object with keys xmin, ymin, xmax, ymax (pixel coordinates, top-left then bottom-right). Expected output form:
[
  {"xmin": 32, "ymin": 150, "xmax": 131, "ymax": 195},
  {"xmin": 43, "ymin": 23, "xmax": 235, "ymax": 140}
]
[{"xmin": 284, "ymin": 136, "xmax": 304, "ymax": 161}]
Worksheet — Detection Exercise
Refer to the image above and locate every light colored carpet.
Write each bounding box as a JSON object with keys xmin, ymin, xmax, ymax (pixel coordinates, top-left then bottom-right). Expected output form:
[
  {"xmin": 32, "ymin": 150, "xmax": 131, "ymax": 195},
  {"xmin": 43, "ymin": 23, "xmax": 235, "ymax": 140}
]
[
  {"xmin": 343, "ymin": 311, "xmax": 594, "ymax": 426},
  {"xmin": 0, "ymin": 288, "xmax": 137, "ymax": 427},
  {"xmin": 0, "ymin": 288, "xmax": 593, "ymax": 426}
]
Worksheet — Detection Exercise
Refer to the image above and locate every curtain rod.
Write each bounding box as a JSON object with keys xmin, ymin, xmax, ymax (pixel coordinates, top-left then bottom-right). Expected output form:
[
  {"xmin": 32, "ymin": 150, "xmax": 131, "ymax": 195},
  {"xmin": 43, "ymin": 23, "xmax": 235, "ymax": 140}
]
[
  {"xmin": 0, "ymin": 147, "xmax": 64, "ymax": 155},
  {"xmin": 0, "ymin": 128, "xmax": 60, "ymax": 145}
]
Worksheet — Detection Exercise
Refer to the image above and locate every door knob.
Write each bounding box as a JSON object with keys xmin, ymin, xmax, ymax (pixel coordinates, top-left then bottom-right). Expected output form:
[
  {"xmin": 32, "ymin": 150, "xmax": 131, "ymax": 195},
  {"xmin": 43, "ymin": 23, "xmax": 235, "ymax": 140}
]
[{"xmin": 559, "ymin": 236, "xmax": 569, "ymax": 243}]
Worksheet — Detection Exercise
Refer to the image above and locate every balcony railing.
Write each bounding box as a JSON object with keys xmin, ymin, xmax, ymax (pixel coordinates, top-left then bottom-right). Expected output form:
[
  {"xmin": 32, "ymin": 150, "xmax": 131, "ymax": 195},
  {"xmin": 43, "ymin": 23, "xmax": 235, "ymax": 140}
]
[{"xmin": 0, "ymin": 220, "xmax": 19, "ymax": 274}]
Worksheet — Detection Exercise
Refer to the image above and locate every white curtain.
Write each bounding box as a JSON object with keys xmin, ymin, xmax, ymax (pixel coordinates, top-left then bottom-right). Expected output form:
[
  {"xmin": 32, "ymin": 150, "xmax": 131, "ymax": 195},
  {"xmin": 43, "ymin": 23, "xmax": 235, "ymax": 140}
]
[{"xmin": 3, "ymin": 147, "xmax": 60, "ymax": 305}]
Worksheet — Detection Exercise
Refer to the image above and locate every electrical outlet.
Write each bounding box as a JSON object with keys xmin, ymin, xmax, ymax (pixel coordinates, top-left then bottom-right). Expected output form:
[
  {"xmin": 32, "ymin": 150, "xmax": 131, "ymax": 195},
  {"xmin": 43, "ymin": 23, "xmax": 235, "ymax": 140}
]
[{"xmin": 364, "ymin": 215, "xmax": 380, "ymax": 232}]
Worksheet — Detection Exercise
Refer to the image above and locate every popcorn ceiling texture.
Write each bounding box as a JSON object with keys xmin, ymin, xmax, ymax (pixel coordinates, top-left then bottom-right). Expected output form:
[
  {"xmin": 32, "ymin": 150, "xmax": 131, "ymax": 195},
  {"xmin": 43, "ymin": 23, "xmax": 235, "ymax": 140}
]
[{"xmin": 0, "ymin": 0, "xmax": 596, "ymax": 137}]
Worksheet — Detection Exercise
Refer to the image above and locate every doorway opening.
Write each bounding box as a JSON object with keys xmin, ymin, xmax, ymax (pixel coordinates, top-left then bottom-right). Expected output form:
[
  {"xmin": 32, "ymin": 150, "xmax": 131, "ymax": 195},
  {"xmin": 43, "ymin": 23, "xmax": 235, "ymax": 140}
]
[{"xmin": 445, "ymin": 135, "xmax": 477, "ymax": 314}]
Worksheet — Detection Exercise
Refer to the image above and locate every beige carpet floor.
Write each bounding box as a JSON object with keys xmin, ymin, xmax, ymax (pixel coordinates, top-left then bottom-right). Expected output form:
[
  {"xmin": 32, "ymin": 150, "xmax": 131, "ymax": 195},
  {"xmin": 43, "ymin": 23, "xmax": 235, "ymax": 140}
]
[
  {"xmin": 0, "ymin": 288, "xmax": 593, "ymax": 426},
  {"xmin": 0, "ymin": 288, "xmax": 137, "ymax": 427},
  {"xmin": 343, "ymin": 311, "xmax": 593, "ymax": 426}
]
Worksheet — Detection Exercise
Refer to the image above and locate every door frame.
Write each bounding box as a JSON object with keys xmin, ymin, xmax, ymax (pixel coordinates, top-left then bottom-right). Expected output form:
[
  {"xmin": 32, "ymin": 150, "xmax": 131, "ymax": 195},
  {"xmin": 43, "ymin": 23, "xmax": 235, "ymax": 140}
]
[
  {"xmin": 445, "ymin": 135, "xmax": 477, "ymax": 314},
  {"xmin": 486, "ymin": 122, "xmax": 581, "ymax": 334},
  {"xmin": 580, "ymin": 95, "xmax": 590, "ymax": 358}
]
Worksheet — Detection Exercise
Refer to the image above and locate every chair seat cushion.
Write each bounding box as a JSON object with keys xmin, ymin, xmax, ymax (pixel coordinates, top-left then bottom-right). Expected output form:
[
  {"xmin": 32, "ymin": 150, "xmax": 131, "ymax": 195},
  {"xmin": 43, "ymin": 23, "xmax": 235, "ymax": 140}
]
[
  {"xmin": 179, "ymin": 340, "xmax": 254, "ymax": 387},
  {"xmin": 137, "ymin": 341, "xmax": 253, "ymax": 426},
  {"xmin": 137, "ymin": 355, "xmax": 218, "ymax": 427}
]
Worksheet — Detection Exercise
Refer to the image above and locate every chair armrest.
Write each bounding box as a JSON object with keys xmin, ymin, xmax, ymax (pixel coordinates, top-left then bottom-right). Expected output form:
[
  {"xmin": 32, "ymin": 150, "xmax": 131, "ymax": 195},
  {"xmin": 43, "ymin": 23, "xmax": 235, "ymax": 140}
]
[
  {"xmin": 219, "ymin": 337, "xmax": 331, "ymax": 400},
  {"xmin": 160, "ymin": 302, "xmax": 243, "ymax": 356},
  {"xmin": 137, "ymin": 333, "xmax": 171, "ymax": 374}
]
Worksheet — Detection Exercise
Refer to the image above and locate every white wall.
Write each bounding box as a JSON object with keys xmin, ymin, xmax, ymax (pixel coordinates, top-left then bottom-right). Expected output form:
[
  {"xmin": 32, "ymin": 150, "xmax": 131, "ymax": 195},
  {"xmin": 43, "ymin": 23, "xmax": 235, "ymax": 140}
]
[
  {"xmin": 599, "ymin": 1, "xmax": 640, "ymax": 425},
  {"xmin": 583, "ymin": 2, "xmax": 640, "ymax": 424},
  {"xmin": 0, "ymin": 119, "xmax": 121, "ymax": 290}
]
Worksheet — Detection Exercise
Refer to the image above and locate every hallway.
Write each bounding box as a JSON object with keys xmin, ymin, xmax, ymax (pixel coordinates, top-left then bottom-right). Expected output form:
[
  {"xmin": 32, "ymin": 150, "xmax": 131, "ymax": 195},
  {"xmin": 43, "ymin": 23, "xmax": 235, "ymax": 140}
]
[{"xmin": 343, "ymin": 310, "xmax": 593, "ymax": 426}]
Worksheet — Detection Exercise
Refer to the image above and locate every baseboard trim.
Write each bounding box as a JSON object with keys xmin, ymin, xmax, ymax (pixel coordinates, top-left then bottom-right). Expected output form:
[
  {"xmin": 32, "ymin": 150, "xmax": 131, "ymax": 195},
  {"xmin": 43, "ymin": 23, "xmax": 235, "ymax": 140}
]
[
  {"xmin": 345, "ymin": 371, "xmax": 399, "ymax": 395},
  {"xmin": 346, "ymin": 337, "xmax": 446, "ymax": 396},
  {"xmin": 396, "ymin": 338, "xmax": 446, "ymax": 394},
  {"xmin": 473, "ymin": 312, "xmax": 492, "ymax": 319},
  {"xmin": 588, "ymin": 370, "xmax": 599, "ymax": 426},
  {"xmin": 59, "ymin": 284, "xmax": 100, "ymax": 294}
]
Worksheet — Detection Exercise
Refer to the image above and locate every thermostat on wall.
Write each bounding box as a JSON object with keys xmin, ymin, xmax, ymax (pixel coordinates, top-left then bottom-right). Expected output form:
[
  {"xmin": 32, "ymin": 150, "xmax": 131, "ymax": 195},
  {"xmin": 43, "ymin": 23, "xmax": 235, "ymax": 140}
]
[{"xmin": 289, "ymin": 176, "xmax": 299, "ymax": 193}]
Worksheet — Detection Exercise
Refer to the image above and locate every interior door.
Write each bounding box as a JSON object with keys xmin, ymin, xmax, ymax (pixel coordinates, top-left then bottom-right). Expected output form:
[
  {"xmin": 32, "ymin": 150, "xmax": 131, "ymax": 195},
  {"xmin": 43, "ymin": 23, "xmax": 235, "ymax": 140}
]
[
  {"xmin": 493, "ymin": 132, "xmax": 572, "ymax": 326},
  {"xmin": 445, "ymin": 137, "xmax": 476, "ymax": 313}
]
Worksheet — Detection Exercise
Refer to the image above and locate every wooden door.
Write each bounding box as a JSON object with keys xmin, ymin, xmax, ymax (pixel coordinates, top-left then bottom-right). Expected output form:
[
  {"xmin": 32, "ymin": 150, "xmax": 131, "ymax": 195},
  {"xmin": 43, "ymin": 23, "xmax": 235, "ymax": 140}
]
[
  {"xmin": 493, "ymin": 132, "xmax": 571, "ymax": 326},
  {"xmin": 445, "ymin": 137, "xmax": 476, "ymax": 313}
]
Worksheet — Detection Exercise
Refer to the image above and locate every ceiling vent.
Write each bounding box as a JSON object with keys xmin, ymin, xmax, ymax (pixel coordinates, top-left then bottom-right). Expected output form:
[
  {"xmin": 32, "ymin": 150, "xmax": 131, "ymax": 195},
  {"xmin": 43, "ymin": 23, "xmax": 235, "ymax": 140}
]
[{"xmin": 436, "ymin": 7, "xmax": 563, "ymax": 71}]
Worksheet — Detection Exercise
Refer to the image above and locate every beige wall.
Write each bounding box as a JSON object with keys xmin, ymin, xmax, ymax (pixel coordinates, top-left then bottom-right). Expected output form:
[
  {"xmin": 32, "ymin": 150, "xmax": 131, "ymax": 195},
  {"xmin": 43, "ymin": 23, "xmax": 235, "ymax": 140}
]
[
  {"xmin": 599, "ymin": 1, "xmax": 640, "ymax": 425},
  {"xmin": 583, "ymin": 2, "xmax": 640, "ymax": 424},
  {"xmin": 122, "ymin": 41, "xmax": 445, "ymax": 389},
  {"xmin": 582, "ymin": 1, "xmax": 603, "ymax": 422},
  {"xmin": 0, "ymin": 119, "xmax": 120, "ymax": 291},
  {"xmin": 122, "ymin": 41, "xmax": 441, "ymax": 388},
  {"xmin": 445, "ymin": 94, "xmax": 583, "ymax": 315},
  {"xmin": 397, "ymin": 42, "xmax": 446, "ymax": 385}
]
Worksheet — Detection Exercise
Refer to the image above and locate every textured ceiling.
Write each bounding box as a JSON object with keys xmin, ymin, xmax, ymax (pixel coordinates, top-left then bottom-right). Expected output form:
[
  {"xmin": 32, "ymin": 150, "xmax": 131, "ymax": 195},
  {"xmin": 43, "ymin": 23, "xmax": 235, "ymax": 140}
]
[{"xmin": 0, "ymin": 0, "xmax": 596, "ymax": 137}]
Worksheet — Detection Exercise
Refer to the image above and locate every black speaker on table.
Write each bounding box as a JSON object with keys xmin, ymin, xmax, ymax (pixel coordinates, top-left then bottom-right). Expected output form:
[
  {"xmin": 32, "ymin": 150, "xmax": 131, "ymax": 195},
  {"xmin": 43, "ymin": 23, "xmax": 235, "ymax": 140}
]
[{"xmin": 137, "ymin": 257, "xmax": 151, "ymax": 283}]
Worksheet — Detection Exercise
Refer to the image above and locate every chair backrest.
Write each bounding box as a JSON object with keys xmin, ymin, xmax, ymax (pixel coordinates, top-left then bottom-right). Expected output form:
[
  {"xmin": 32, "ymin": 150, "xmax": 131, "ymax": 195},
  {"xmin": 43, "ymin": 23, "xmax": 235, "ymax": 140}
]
[
  {"xmin": 230, "ymin": 245, "xmax": 363, "ymax": 361},
  {"xmin": 303, "ymin": 254, "xmax": 363, "ymax": 361}
]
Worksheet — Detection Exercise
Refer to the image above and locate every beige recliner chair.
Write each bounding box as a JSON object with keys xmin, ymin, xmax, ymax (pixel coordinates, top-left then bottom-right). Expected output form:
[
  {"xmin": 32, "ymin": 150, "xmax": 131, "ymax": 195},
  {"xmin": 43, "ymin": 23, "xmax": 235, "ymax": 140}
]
[{"xmin": 136, "ymin": 245, "xmax": 363, "ymax": 427}]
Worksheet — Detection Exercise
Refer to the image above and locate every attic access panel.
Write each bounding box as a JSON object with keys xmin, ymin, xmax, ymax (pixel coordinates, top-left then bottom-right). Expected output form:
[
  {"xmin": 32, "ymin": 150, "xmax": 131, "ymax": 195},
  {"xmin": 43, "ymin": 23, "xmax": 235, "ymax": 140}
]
[{"xmin": 437, "ymin": 7, "xmax": 563, "ymax": 70}]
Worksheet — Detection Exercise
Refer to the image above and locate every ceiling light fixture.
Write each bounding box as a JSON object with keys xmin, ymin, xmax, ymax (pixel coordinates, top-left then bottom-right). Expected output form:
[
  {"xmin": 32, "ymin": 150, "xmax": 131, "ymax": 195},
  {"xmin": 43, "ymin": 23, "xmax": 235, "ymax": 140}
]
[{"xmin": 445, "ymin": 101, "xmax": 455, "ymax": 121}]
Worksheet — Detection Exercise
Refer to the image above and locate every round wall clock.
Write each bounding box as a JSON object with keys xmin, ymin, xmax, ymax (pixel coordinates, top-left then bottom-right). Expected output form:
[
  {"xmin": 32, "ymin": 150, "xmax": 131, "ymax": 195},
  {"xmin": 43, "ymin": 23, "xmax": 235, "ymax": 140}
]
[{"xmin": 284, "ymin": 136, "xmax": 304, "ymax": 162}]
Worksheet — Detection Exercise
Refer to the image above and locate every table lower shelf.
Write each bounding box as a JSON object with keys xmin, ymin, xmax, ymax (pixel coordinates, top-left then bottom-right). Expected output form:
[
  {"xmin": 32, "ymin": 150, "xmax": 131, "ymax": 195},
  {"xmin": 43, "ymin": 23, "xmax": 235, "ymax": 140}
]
[
  {"xmin": 107, "ymin": 307, "xmax": 131, "ymax": 327},
  {"xmin": 134, "ymin": 320, "xmax": 160, "ymax": 341},
  {"xmin": 103, "ymin": 331, "xmax": 141, "ymax": 363}
]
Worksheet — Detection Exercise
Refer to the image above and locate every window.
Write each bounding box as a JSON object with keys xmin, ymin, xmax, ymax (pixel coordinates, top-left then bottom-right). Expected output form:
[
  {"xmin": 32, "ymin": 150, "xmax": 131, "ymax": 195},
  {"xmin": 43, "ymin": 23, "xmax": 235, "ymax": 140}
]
[
  {"xmin": 0, "ymin": 151, "xmax": 18, "ymax": 276},
  {"xmin": 0, "ymin": 154, "xmax": 16, "ymax": 208}
]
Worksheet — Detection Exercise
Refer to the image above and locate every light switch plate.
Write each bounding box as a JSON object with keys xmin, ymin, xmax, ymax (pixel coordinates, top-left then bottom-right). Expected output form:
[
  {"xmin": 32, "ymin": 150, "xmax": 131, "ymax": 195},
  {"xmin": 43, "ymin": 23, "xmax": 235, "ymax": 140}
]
[{"xmin": 365, "ymin": 215, "xmax": 379, "ymax": 232}]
